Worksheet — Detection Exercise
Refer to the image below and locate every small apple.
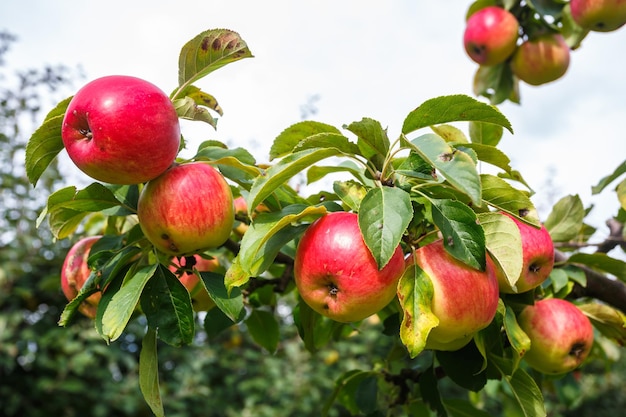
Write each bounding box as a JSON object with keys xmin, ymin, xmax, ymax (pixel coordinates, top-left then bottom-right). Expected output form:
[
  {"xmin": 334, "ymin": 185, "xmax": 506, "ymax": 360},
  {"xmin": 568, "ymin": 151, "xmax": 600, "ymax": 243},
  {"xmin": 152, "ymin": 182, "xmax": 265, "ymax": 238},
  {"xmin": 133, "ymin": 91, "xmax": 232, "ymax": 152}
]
[
  {"xmin": 570, "ymin": 0, "xmax": 626, "ymax": 32},
  {"xmin": 137, "ymin": 161, "xmax": 235, "ymax": 256},
  {"xmin": 169, "ymin": 254, "xmax": 219, "ymax": 311},
  {"xmin": 510, "ymin": 33, "xmax": 570, "ymax": 85},
  {"xmin": 406, "ymin": 239, "xmax": 500, "ymax": 351},
  {"xmin": 463, "ymin": 6, "xmax": 520, "ymax": 66},
  {"xmin": 293, "ymin": 211, "xmax": 405, "ymax": 323},
  {"xmin": 60, "ymin": 236, "xmax": 102, "ymax": 319},
  {"xmin": 61, "ymin": 75, "xmax": 180, "ymax": 185},
  {"xmin": 496, "ymin": 212, "xmax": 555, "ymax": 294},
  {"xmin": 518, "ymin": 298, "xmax": 594, "ymax": 374}
]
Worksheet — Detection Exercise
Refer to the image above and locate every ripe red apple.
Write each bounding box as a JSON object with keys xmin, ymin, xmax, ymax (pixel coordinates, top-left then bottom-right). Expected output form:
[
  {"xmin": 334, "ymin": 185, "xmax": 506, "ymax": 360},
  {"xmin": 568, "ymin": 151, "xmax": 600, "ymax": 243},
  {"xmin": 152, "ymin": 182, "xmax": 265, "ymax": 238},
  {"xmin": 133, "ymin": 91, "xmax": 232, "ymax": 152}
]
[
  {"xmin": 293, "ymin": 211, "xmax": 405, "ymax": 323},
  {"xmin": 61, "ymin": 75, "xmax": 181, "ymax": 185},
  {"xmin": 60, "ymin": 236, "xmax": 102, "ymax": 319},
  {"xmin": 570, "ymin": 0, "xmax": 626, "ymax": 32},
  {"xmin": 137, "ymin": 161, "xmax": 235, "ymax": 256},
  {"xmin": 406, "ymin": 239, "xmax": 500, "ymax": 351},
  {"xmin": 496, "ymin": 212, "xmax": 555, "ymax": 294},
  {"xmin": 518, "ymin": 298, "xmax": 594, "ymax": 374},
  {"xmin": 169, "ymin": 254, "xmax": 219, "ymax": 311},
  {"xmin": 463, "ymin": 6, "xmax": 520, "ymax": 66},
  {"xmin": 510, "ymin": 33, "xmax": 570, "ymax": 86}
]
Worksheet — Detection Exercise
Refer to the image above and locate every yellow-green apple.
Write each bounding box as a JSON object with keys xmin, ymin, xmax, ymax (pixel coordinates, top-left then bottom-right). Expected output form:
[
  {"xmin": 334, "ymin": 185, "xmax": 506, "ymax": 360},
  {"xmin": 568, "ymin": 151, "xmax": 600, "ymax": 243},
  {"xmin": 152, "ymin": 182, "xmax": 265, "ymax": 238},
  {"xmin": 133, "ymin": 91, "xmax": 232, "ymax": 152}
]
[
  {"xmin": 463, "ymin": 6, "xmax": 520, "ymax": 66},
  {"xmin": 61, "ymin": 75, "xmax": 180, "ymax": 185},
  {"xmin": 137, "ymin": 161, "xmax": 234, "ymax": 256},
  {"xmin": 510, "ymin": 33, "xmax": 570, "ymax": 85},
  {"xmin": 518, "ymin": 298, "xmax": 594, "ymax": 374},
  {"xmin": 495, "ymin": 212, "xmax": 555, "ymax": 294},
  {"xmin": 293, "ymin": 211, "xmax": 405, "ymax": 323},
  {"xmin": 60, "ymin": 236, "xmax": 102, "ymax": 319},
  {"xmin": 570, "ymin": 0, "xmax": 626, "ymax": 32},
  {"xmin": 406, "ymin": 239, "xmax": 500, "ymax": 351},
  {"xmin": 169, "ymin": 254, "xmax": 219, "ymax": 311}
]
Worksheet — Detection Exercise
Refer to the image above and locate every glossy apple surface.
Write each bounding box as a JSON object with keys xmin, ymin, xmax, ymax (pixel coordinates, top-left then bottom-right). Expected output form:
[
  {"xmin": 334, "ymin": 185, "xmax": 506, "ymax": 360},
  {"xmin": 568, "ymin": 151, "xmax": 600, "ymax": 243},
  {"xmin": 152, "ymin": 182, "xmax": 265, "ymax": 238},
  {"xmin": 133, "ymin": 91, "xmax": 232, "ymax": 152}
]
[
  {"xmin": 61, "ymin": 75, "xmax": 180, "ymax": 184},
  {"xmin": 463, "ymin": 6, "xmax": 520, "ymax": 66},
  {"xmin": 61, "ymin": 236, "xmax": 102, "ymax": 318},
  {"xmin": 496, "ymin": 212, "xmax": 555, "ymax": 294},
  {"xmin": 406, "ymin": 239, "xmax": 500, "ymax": 350},
  {"xmin": 294, "ymin": 211, "xmax": 405, "ymax": 323},
  {"xmin": 518, "ymin": 298, "xmax": 594, "ymax": 374},
  {"xmin": 510, "ymin": 33, "xmax": 570, "ymax": 86},
  {"xmin": 169, "ymin": 254, "xmax": 219, "ymax": 311},
  {"xmin": 137, "ymin": 161, "xmax": 234, "ymax": 256},
  {"xmin": 570, "ymin": 0, "xmax": 626, "ymax": 32}
]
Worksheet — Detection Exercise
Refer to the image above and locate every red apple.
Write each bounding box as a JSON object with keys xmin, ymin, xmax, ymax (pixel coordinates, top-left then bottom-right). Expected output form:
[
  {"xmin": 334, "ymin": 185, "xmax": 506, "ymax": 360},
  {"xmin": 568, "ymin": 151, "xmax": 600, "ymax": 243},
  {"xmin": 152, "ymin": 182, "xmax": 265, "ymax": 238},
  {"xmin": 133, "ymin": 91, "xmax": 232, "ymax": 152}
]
[
  {"xmin": 496, "ymin": 212, "xmax": 555, "ymax": 294},
  {"xmin": 137, "ymin": 161, "xmax": 234, "ymax": 256},
  {"xmin": 61, "ymin": 75, "xmax": 180, "ymax": 185},
  {"xmin": 463, "ymin": 6, "xmax": 520, "ymax": 66},
  {"xmin": 169, "ymin": 254, "xmax": 219, "ymax": 311},
  {"xmin": 406, "ymin": 240, "xmax": 500, "ymax": 351},
  {"xmin": 570, "ymin": 0, "xmax": 626, "ymax": 32},
  {"xmin": 518, "ymin": 298, "xmax": 594, "ymax": 374},
  {"xmin": 60, "ymin": 236, "xmax": 102, "ymax": 319},
  {"xmin": 293, "ymin": 211, "xmax": 405, "ymax": 323},
  {"xmin": 510, "ymin": 33, "xmax": 570, "ymax": 86}
]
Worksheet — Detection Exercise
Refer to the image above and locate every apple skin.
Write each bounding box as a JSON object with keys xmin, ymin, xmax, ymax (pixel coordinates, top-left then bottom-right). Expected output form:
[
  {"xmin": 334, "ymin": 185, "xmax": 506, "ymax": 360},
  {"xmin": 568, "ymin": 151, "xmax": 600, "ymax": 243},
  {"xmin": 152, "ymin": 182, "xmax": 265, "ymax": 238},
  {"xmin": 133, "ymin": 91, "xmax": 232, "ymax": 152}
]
[
  {"xmin": 169, "ymin": 254, "xmax": 218, "ymax": 311},
  {"xmin": 510, "ymin": 33, "xmax": 570, "ymax": 86},
  {"xmin": 60, "ymin": 236, "xmax": 102, "ymax": 319},
  {"xmin": 406, "ymin": 239, "xmax": 500, "ymax": 350},
  {"xmin": 293, "ymin": 211, "xmax": 405, "ymax": 323},
  {"xmin": 496, "ymin": 212, "xmax": 555, "ymax": 294},
  {"xmin": 61, "ymin": 75, "xmax": 181, "ymax": 185},
  {"xmin": 137, "ymin": 161, "xmax": 235, "ymax": 256},
  {"xmin": 570, "ymin": 0, "xmax": 626, "ymax": 32},
  {"xmin": 518, "ymin": 298, "xmax": 594, "ymax": 375},
  {"xmin": 463, "ymin": 6, "xmax": 520, "ymax": 66}
]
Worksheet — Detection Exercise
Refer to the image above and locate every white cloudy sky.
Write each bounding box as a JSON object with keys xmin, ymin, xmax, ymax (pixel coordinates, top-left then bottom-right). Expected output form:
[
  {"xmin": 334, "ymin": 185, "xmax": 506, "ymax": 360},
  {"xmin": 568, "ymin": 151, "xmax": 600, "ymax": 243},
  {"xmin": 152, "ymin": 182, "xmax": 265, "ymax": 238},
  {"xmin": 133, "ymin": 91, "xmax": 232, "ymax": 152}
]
[{"xmin": 2, "ymin": 0, "xmax": 626, "ymax": 239}]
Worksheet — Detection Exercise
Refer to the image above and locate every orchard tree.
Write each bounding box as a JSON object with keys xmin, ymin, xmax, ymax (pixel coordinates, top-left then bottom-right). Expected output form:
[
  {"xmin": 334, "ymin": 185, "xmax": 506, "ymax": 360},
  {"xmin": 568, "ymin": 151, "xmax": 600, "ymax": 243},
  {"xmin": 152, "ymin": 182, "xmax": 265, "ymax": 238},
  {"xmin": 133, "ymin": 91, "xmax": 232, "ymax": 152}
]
[{"xmin": 25, "ymin": 10, "xmax": 626, "ymax": 417}]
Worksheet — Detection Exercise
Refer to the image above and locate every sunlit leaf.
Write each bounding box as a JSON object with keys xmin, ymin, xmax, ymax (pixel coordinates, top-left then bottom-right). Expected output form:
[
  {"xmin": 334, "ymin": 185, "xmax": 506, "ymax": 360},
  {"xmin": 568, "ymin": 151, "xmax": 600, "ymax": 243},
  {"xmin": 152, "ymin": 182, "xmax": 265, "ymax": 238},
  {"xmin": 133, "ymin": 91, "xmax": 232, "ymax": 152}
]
[
  {"xmin": 578, "ymin": 302, "xmax": 626, "ymax": 346},
  {"xmin": 333, "ymin": 180, "xmax": 367, "ymax": 212},
  {"xmin": 469, "ymin": 120, "xmax": 504, "ymax": 147},
  {"xmin": 344, "ymin": 117, "xmax": 390, "ymax": 171},
  {"xmin": 270, "ymin": 120, "xmax": 342, "ymax": 160},
  {"xmin": 591, "ymin": 160, "xmax": 626, "ymax": 195},
  {"xmin": 544, "ymin": 195, "xmax": 584, "ymax": 242},
  {"xmin": 139, "ymin": 328, "xmax": 165, "ymax": 417},
  {"xmin": 479, "ymin": 212, "xmax": 523, "ymax": 290},
  {"xmin": 480, "ymin": 174, "xmax": 540, "ymax": 227}
]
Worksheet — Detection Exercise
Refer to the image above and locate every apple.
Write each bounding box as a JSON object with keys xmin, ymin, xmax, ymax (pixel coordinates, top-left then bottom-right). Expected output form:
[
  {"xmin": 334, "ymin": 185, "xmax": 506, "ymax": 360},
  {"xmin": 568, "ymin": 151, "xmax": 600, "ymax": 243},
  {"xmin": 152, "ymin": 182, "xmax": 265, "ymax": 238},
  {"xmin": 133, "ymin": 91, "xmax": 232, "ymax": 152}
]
[
  {"xmin": 169, "ymin": 254, "xmax": 219, "ymax": 311},
  {"xmin": 518, "ymin": 298, "xmax": 594, "ymax": 374},
  {"xmin": 496, "ymin": 212, "xmax": 555, "ymax": 294},
  {"xmin": 61, "ymin": 75, "xmax": 180, "ymax": 185},
  {"xmin": 293, "ymin": 211, "xmax": 405, "ymax": 323},
  {"xmin": 510, "ymin": 33, "xmax": 570, "ymax": 86},
  {"xmin": 570, "ymin": 0, "xmax": 626, "ymax": 32},
  {"xmin": 406, "ymin": 239, "xmax": 500, "ymax": 351},
  {"xmin": 137, "ymin": 161, "xmax": 235, "ymax": 256},
  {"xmin": 463, "ymin": 6, "xmax": 520, "ymax": 66},
  {"xmin": 60, "ymin": 236, "xmax": 102, "ymax": 319}
]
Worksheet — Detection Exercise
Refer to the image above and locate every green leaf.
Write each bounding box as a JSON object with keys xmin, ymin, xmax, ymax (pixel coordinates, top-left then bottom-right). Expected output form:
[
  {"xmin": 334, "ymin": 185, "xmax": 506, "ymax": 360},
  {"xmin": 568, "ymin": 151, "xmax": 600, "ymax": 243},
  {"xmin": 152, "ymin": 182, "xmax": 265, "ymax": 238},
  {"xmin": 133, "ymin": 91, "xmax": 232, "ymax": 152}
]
[
  {"xmin": 270, "ymin": 120, "xmax": 342, "ymax": 160},
  {"xmin": 431, "ymin": 124, "xmax": 468, "ymax": 143},
  {"xmin": 328, "ymin": 370, "xmax": 379, "ymax": 416},
  {"xmin": 469, "ymin": 120, "xmax": 504, "ymax": 147},
  {"xmin": 140, "ymin": 266, "xmax": 195, "ymax": 347},
  {"xmin": 173, "ymin": 96, "xmax": 218, "ymax": 129},
  {"xmin": 472, "ymin": 63, "xmax": 518, "ymax": 105},
  {"xmin": 460, "ymin": 143, "xmax": 514, "ymax": 175},
  {"xmin": 503, "ymin": 305, "xmax": 531, "ymax": 363},
  {"xmin": 175, "ymin": 29, "xmax": 253, "ymax": 98},
  {"xmin": 306, "ymin": 161, "xmax": 368, "ymax": 185},
  {"xmin": 402, "ymin": 94, "xmax": 513, "ymax": 135},
  {"xmin": 578, "ymin": 303, "xmax": 626, "ymax": 346},
  {"xmin": 25, "ymin": 96, "xmax": 71, "ymax": 186},
  {"xmin": 358, "ymin": 187, "xmax": 412, "ymax": 269},
  {"xmin": 293, "ymin": 132, "xmax": 360, "ymax": 156},
  {"xmin": 430, "ymin": 198, "xmax": 485, "ymax": 271},
  {"xmin": 420, "ymin": 365, "xmax": 447, "ymax": 417},
  {"xmin": 293, "ymin": 299, "xmax": 345, "ymax": 354},
  {"xmin": 408, "ymin": 133, "xmax": 482, "ymax": 206},
  {"xmin": 568, "ymin": 252, "xmax": 626, "ymax": 282},
  {"xmin": 480, "ymin": 174, "xmax": 540, "ymax": 226},
  {"xmin": 199, "ymin": 271, "xmax": 245, "ymax": 323},
  {"xmin": 591, "ymin": 160, "xmax": 626, "ymax": 195},
  {"xmin": 544, "ymin": 195, "xmax": 584, "ymax": 242},
  {"xmin": 443, "ymin": 398, "xmax": 492, "ymax": 417},
  {"xmin": 203, "ymin": 307, "xmax": 236, "ymax": 340},
  {"xmin": 245, "ymin": 309, "xmax": 280, "ymax": 353},
  {"xmin": 344, "ymin": 117, "xmax": 390, "ymax": 171},
  {"xmin": 333, "ymin": 180, "xmax": 367, "ymax": 212},
  {"xmin": 139, "ymin": 328, "xmax": 165, "ymax": 417},
  {"xmin": 490, "ymin": 355, "xmax": 546, "ymax": 417},
  {"xmin": 397, "ymin": 262, "xmax": 439, "ymax": 358},
  {"xmin": 436, "ymin": 343, "xmax": 488, "ymax": 392},
  {"xmin": 479, "ymin": 212, "xmax": 523, "ymax": 291}
]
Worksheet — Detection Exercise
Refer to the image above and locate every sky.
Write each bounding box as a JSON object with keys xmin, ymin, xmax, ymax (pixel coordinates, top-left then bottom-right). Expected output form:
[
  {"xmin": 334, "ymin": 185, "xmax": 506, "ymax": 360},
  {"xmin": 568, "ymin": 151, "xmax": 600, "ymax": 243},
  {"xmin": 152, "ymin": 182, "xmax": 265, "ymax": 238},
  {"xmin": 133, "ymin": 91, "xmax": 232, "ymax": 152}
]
[{"xmin": 2, "ymin": 0, "xmax": 626, "ymax": 241}]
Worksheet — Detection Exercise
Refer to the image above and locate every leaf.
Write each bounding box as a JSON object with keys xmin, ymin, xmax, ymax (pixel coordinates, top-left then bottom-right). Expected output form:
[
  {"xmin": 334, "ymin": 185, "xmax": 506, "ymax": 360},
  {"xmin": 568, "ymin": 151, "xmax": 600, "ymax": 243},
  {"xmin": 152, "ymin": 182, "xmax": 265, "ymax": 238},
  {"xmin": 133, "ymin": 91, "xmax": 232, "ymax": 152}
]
[
  {"xmin": 578, "ymin": 303, "xmax": 626, "ymax": 346},
  {"xmin": 326, "ymin": 370, "xmax": 379, "ymax": 416},
  {"xmin": 443, "ymin": 398, "xmax": 492, "ymax": 417},
  {"xmin": 469, "ymin": 120, "xmax": 504, "ymax": 147},
  {"xmin": 358, "ymin": 187, "xmax": 412, "ymax": 269},
  {"xmin": 460, "ymin": 143, "xmax": 514, "ymax": 175},
  {"xmin": 568, "ymin": 252, "xmax": 626, "ymax": 282},
  {"xmin": 175, "ymin": 29, "xmax": 253, "ymax": 98},
  {"xmin": 430, "ymin": 198, "xmax": 485, "ymax": 271},
  {"xmin": 173, "ymin": 96, "xmax": 218, "ymax": 129},
  {"xmin": 490, "ymin": 355, "xmax": 547, "ymax": 417},
  {"xmin": 544, "ymin": 195, "xmax": 584, "ymax": 242},
  {"xmin": 344, "ymin": 117, "xmax": 390, "ymax": 171},
  {"xmin": 293, "ymin": 299, "xmax": 345, "ymax": 354},
  {"xmin": 591, "ymin": 159, "xmax": 626, "ymax": 195},
  {"xmin": 408, "ymin": 133, "xmax": 482, "ymax": 206},
  {"xmin": 397, "ymin": 262, "xmax": 439, "ymax": 358},
  {"xmin": 203, "ymin": 307, "xmax": 236, "ymax": 340},
  {"xmin": 420, "ymin": 365, "xmax": 447, "ymax": 417},
  {"xmin": 293, "ymin": 132, "xmax": 360, "ymax": 156},
  {"xmin": 333, "ymin": 180, "xmax": 367, "ymax": 212},
  {"xmin": 503, "ymin": 305, "xmax": 531, "ymax": 361},
  {"xmin": 25, "ymin": 96, "xmax": 71, "ymax": 186},
  {"xmin": 139, "ymin": 328, "xmax": 165, "ymax": 417},
  {"xmin": 245, "ymin": 309, "xmax": 280, "ymax": 353},
  {"xmin": 140, "ymin": 266, "xmax": 195, "ymax": 347},
  {"xmin": 431, "ymin": 124, "xmax": 468, "ymax": 143},
  {"xmin": 402, "ymin": 94, "xmax": 513, "ymax": 136},
  {"xmin": 306, "ymin": 161, "xmax": 368, "ymax": 185},
  {"xmin": 199, "ymin": 271, "xmax": 246, "ymax": 323},
  {"xmin": 480, "ymin": 174, "xmax": 540, "ymax": 227},
  {"xmin": 478, "ymin": 212, "xmax": 523, "ymax": 291},
  {"xmin": 472, "ymin": 63, "xmax": 518, "ymax": 105},
  {"xmin": 270, "ymin": 120, "xmax": 342, "ymax": 160},
  {"xmin": 436, "ymin": 343, "xmax": 488, "ymax": 392}
]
